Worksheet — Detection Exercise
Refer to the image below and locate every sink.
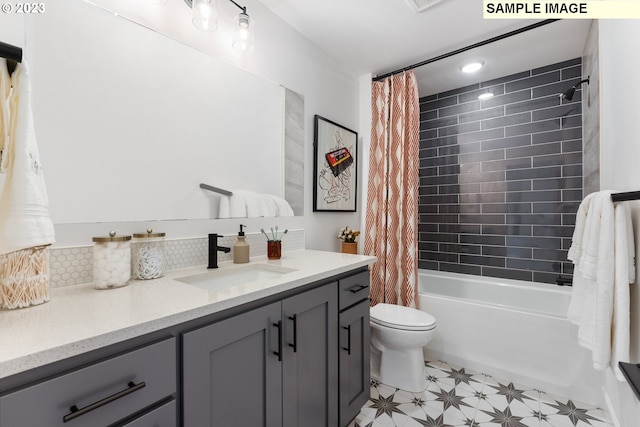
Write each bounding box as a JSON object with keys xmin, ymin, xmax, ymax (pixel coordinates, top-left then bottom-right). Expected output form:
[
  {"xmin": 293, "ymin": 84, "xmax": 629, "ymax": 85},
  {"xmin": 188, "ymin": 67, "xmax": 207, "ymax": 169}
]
[{"xmin": 176, "ymin": 264, "xmax": 297, "ymax": 291}]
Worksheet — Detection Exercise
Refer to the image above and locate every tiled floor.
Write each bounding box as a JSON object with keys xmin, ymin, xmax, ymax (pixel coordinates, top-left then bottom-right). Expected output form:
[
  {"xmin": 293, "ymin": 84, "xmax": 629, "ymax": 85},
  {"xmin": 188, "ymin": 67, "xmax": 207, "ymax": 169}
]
[{"xmin": 351, "ymin": 360, "xmax": 613, "ymax": 427}]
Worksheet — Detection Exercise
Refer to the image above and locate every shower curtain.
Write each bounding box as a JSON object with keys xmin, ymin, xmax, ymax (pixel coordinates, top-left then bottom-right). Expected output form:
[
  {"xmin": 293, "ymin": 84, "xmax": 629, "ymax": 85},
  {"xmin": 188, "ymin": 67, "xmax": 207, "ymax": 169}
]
[{"xmin": 364, "ymin": 71, "xmax": 420, "ymax": 308}]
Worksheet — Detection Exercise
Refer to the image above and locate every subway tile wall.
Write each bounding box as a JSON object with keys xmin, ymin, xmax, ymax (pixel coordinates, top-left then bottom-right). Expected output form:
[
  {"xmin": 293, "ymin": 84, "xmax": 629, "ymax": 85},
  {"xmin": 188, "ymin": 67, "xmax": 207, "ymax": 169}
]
[{"xmin": 418, "ymin": 58, "xmax": 583, "ymax": 284}]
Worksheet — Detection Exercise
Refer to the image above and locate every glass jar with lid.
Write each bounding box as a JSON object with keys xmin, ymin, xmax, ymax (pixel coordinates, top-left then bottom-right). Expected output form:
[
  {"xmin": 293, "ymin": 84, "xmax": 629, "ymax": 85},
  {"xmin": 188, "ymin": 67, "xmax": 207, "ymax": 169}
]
[
  {"xmin": 132, "ymin": 228, "xmax": 166, "ymax": 280},
  {"xmin": 92, "ymin": 231, "xmax": 132, "ymax": 289}
]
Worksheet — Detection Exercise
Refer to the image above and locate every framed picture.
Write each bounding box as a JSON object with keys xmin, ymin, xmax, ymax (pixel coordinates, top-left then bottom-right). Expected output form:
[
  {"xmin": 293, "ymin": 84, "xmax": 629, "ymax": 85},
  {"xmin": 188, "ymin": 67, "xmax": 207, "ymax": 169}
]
[{"xmin": 313, "ymin": 115, "xmax": 358, "ymax": 212}]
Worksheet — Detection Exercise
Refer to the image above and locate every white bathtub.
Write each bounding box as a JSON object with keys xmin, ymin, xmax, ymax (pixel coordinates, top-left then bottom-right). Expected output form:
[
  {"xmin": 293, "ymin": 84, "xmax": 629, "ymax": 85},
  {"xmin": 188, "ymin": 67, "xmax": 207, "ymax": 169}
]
[{"xmin": 418, "ymin": 269, "xmax": 604, "ymax": 406}]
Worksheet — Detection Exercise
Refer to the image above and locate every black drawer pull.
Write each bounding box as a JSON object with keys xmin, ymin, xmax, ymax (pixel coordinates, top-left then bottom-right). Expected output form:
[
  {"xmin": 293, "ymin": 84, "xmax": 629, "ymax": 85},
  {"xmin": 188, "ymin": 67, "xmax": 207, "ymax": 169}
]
[
  {"xmin": 273, "ymin": 321, "xmax": 283, "ymax": 361},
  {"xmin": 63, "ymin": 381, "xmax": 146, "ymax": 423},
  {"xmin": 348, "ymin": 284, "xmax": 368, "ymax": 294},
  {"xmin": 341, "ymin": 325, "xmax": 351, "ymax": 355},
  {"xmin": 288, "ymin": 315, "xmax": 298, "ymax": 352}
]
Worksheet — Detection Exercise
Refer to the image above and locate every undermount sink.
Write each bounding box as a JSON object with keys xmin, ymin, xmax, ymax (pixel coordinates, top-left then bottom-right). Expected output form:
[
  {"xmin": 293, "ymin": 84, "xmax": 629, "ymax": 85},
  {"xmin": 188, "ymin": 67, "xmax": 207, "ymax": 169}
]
[{"xmin": 176, "ymin": 264, "xmax": 297, "ymax": 291}]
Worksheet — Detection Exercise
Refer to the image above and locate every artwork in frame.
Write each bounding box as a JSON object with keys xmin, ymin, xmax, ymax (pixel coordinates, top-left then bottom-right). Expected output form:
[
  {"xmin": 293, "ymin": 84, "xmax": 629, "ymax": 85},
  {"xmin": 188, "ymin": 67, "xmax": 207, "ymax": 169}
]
[{"xmin": 313, "ymin": 115, "xmax": 358, "ymax": 212}]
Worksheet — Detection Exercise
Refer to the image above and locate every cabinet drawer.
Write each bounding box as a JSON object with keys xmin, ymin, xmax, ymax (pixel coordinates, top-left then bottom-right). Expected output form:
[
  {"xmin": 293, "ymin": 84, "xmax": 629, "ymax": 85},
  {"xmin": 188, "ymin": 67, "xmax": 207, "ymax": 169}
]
[
  {"xmin": 0, "ymin": 337, "xmax": 176, "ymax": 427},
  {"xmin": 122, "ymin": 399, "xmax": 176, "ymax": 427},
  {"xmin": 339, "ymin": 271, "xmax": 370, "ymax": 310}
]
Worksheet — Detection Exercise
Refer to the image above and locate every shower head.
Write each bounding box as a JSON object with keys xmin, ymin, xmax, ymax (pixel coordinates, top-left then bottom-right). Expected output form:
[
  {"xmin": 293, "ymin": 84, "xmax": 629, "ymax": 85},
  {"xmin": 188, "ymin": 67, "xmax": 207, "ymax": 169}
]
[{"xmin": 560, "ymin": 77, "xmax": 590, "ymax": 101}]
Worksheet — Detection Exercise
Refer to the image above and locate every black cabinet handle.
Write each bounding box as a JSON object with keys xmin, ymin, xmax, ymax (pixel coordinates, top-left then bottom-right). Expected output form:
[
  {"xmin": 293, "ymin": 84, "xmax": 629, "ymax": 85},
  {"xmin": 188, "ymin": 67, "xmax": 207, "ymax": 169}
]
[
  {"xmin": 63, "ymin": 381, "xmax": 146, "ymax": 423},
  {"xmin": 273, "ymin": 321, "xmax": 282, "ymax": 361},
  {"xmin": 288, "ymin": 315, "xmax": 297, "ymax": 352},
  {"xmin": 341, "ymin": 325, "xmax": 351, "ymax": 355},
  {"xmin": 348, "ymin": 284, "xmax": 368, "ymax": 294}
]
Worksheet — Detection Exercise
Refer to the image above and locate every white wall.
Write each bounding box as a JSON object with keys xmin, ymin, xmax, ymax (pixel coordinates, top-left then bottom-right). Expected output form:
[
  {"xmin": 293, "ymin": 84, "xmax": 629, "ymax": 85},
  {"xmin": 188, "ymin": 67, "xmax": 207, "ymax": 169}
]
[
  {"xmin": 1, "ymin": 0, "xmax": 362, "ymax": 250},
  {"xmin": 599, "ymin": 19, "xmax": 640, "ymax": 426}
]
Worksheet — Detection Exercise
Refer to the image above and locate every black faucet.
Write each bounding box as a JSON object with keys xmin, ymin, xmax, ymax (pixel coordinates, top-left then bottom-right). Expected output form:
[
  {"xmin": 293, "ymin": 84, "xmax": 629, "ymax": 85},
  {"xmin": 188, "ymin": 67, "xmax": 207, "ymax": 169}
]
[{"xmin": 208, "ymin": 234, "xmax": 231, "ymax": 269}]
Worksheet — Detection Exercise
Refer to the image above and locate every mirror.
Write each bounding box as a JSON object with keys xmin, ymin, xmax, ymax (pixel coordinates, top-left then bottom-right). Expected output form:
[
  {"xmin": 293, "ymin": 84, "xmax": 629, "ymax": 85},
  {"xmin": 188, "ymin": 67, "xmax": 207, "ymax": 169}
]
[{"xmin": 30, "ymin": 0, "xmax": 303, "ymax": 223}]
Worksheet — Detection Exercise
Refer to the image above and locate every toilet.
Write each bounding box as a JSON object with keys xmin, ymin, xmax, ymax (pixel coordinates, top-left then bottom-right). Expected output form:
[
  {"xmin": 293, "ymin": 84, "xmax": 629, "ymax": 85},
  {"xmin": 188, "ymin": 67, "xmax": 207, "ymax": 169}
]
[{"xmin": 370, "ymin": 303, "xmax": 437, "ymax": 392}]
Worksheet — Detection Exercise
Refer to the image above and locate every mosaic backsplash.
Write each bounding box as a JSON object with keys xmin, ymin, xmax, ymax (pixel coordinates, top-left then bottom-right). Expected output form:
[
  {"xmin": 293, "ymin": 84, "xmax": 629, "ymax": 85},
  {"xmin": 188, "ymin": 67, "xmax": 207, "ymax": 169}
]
[{"xmin": 49, "ymin": 230, "xmax": 305, "ymax": 288}]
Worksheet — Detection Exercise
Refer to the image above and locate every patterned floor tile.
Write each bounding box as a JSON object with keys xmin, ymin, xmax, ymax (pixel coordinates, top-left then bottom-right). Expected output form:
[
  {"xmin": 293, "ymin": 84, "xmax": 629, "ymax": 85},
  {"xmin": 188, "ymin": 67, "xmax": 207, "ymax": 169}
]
[{"xmin": 357, "ymin": 360, "xmax": 613, "ymax": 427}]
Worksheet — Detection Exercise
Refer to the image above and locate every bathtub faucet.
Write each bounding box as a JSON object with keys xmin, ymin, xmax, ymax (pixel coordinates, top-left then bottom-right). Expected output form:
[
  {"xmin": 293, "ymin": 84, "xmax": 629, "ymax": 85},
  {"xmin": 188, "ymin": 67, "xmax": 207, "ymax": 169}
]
[{"xmin": 208, "ymin": 233, "xmax": 231, "ymax": 269}]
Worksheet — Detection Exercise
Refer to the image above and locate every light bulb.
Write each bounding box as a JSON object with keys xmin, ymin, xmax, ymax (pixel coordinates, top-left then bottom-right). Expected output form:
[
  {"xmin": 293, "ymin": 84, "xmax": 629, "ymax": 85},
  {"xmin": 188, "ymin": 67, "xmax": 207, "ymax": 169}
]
[
  {"xmin": 192, "ymin": 0, "xmax": 218, "ymax": 32},
  {"xmin": 461, "ymin": 61, "xmax": 483, "ymax": 73},
  {"xmin": 233, "ymin": 12, "xmax": 254, "ymax": 52}
]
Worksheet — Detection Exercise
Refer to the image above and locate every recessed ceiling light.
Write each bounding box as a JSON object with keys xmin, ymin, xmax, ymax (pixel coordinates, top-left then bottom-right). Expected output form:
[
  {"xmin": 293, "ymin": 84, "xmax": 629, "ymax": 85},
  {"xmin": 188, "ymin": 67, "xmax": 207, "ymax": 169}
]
[
  {"xmin": 461, "ymin": 61, "xmax": 484, "ymax": 73},
  {"xmin": 478, "ymin": 93, "xmax": 494, "ymax": 100}
]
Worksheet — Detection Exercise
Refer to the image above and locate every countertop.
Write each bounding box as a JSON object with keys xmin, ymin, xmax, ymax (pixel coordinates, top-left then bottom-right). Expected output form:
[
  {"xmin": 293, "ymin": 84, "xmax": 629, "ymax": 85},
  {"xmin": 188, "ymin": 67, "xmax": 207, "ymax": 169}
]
[{"xmin": 0, "ymin": 249, "xmax": 376, "ymax": 379}]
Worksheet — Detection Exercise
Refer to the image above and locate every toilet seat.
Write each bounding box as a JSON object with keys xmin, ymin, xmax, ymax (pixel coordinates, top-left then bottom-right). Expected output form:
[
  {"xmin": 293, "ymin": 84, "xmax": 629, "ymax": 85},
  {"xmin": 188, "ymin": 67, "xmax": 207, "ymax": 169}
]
[{"xmin": 370, "ymin": 303, "xmax": 436, "ymax": 331}]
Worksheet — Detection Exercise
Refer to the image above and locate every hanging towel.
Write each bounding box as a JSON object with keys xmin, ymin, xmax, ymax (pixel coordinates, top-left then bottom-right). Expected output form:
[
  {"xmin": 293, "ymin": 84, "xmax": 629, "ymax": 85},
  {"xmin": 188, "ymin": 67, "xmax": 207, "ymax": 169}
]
[
  {"xmin": 218, "ymin": 191, "xmax": 247, "ymax": 218},
  {"xmin": 567, "ymin": 190, "xmax": 635, "ymax": 380},
  {"xmin": 263, "ymin": 194, "xmax": 294, "ymax": 217},
  {"xmin": 217, "ymin": 190, "xmax": 294, "ymax": 218},
  {"xmin": 611, "ymin": 202, "xmax": 634, "ymax": 379},
  {"xmin": 0, "ymin": 61, "xmax": 55, "ymax": 255},
  {"xmin": 1, "ymin": 59, "xmax": 11, "ymax": 172}
]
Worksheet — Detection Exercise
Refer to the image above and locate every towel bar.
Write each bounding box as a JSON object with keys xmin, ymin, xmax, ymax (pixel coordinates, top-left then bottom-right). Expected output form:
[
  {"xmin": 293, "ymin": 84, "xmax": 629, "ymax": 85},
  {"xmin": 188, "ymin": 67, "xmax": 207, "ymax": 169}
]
[
  {"xmin": 199, "ymin": 183, "xmax": 233, "ymax": 197},
  {"xmin": 611, "ymin": 191, "xmax": 640, "ymax": 203}
]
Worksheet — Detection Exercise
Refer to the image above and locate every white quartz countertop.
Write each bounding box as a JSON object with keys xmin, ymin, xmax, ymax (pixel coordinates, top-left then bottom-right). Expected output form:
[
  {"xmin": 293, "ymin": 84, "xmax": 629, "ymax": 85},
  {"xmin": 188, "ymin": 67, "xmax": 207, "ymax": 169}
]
[{"xmin": 0, "ymin": 249, "xmax": 375, "ymax": 379}]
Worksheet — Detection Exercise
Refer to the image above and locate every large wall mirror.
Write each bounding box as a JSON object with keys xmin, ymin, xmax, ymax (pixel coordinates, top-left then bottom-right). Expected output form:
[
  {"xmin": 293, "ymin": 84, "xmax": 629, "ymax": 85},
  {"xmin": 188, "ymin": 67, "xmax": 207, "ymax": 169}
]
[{"xmin": 31, "ymin": 0, "xmax": 303, "ymax": 224}]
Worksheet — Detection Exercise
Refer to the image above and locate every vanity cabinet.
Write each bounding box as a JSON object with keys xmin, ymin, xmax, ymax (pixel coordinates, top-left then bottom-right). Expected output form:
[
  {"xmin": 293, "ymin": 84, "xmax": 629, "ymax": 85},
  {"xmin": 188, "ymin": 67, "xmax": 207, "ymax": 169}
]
[
  {"xmin": 0, "ymin": 337, "xmax": 176, "ymax": 427},
  {"xmin": 0, "ymin": 263, "xmax": 372, "ymax": 427},
  {"xmin": 338, "ymin": 271, "xmax": 371, "ymax": 427},
  {"xmin": 183, "ymin": 282, "xmax": 338, "ymax": 427}
]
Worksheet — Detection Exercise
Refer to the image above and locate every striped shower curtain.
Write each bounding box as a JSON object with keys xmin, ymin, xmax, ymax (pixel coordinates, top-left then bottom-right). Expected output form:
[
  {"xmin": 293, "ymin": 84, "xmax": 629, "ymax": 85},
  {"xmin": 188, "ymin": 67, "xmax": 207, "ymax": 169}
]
[{"xmin": 364, "ymin": 71, "xmax": 420, "ymax": 308}]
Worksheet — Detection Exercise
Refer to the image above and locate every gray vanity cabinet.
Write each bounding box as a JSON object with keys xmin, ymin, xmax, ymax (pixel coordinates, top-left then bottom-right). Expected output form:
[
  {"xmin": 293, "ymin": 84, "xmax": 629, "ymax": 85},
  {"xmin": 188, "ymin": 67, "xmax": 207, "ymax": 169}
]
[
  {"xmin": 0, "ymin": 337, "xmax": 176, "ymax": 427},
  {"xmin": 182, "ymin": 301, "xmax": 283, "ymax": 426},
  {"xmin": 338, "ymin": 271, "xmax": 371, "ymax": 427},
  {"xmin": 182, "ymin": 282, "xmax": 338, "ymax": 427},
  {"xmin": 282, "ymin": 282, "xmax": 338, "ymax": 427}
]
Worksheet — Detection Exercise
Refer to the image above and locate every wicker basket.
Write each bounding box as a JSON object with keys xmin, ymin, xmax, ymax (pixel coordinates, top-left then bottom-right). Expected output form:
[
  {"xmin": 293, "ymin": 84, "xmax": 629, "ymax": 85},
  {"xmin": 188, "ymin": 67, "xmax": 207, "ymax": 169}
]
[{"xmin": 0, "ymin": 245, "xmax": 51, "ymax": 309}]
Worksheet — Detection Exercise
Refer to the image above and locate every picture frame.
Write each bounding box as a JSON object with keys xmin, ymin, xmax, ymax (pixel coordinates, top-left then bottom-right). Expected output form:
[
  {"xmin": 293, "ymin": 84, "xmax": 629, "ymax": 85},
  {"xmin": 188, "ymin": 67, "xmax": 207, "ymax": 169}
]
[{"xmin": 313, "ymin": 115, "xmax": 358, "ymax": 212}]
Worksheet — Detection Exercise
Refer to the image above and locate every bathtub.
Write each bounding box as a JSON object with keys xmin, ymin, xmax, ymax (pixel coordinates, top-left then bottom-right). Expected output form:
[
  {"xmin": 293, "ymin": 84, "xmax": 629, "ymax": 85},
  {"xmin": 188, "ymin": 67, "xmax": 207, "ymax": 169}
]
[{"xmin": 418, "ymin": 269, "xmax": 604, "ymax": 406}]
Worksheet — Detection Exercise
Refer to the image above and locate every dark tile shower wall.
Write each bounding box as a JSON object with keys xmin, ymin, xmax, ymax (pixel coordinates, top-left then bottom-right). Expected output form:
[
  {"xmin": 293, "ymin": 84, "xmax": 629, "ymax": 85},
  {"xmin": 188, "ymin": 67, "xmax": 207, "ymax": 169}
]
[{"xmin": 418, "ymin": 58, "xmax": 583, "ymax": 284}]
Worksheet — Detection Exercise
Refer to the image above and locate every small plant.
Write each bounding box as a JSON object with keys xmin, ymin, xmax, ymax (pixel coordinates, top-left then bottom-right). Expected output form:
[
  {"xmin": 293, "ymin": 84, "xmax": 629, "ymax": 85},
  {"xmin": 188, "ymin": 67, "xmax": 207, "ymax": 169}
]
[{"xmin": 337, "ymin": 226, "xmax": 360, "ymax": 243}]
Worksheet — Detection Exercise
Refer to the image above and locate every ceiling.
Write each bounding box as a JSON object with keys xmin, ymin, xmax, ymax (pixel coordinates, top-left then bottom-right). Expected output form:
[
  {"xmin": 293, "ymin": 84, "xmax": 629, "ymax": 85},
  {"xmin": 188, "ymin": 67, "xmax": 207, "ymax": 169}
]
[{"xmin": 258, "ymin": 0, "xmax": 592, "ymax": 96}]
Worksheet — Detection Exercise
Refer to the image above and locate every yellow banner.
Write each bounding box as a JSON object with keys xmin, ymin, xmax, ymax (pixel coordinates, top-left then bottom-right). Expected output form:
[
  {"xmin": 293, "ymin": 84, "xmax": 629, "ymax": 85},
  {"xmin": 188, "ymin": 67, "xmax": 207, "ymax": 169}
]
[{"xmin": 483, "ymin": 1, "xmax": 640, "ymax": 19}]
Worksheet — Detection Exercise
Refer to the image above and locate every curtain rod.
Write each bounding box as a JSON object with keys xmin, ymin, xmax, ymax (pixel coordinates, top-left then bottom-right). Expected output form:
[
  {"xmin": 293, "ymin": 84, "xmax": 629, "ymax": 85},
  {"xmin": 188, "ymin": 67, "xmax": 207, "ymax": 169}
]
[
  {"xmin": 373, "ymin": 19, "xmax": 560, "ymax": 82},
  {"xmin": 0, "ymin": 41, "xmax": 22, "ymax": 63}
]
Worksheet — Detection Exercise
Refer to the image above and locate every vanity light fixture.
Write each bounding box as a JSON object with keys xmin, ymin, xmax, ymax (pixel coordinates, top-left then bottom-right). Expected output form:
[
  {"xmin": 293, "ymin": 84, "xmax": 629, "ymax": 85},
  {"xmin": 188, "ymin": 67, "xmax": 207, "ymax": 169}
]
[
  {"xmin": 185, "ymin": 0, "xmax": 255, "ymax": 52},
  {"xmin": 191, "ymin": 0, "xmax": 219, "ymax": 32},
  {"xmin": 461, "ymin": 61, "xmax": 483, "ymax": 73},
  {"xmin": 233, "ymin": 10, "xmax": 255, "ymax": 52}
]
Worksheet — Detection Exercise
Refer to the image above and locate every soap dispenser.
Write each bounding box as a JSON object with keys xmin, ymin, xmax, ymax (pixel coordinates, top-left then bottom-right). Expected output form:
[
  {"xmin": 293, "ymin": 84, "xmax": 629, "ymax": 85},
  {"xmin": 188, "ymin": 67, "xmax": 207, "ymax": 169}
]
[{"xmin": 233, "ymin": 224, "xmax": 250, "ymax": 264}]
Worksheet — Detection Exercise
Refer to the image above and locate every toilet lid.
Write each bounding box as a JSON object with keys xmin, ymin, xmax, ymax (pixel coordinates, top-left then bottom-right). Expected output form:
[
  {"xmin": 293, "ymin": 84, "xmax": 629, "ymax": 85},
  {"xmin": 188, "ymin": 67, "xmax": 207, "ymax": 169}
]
[{"xmin": 370, "ymin": 303, "xmax": 436, "ymax": 331}]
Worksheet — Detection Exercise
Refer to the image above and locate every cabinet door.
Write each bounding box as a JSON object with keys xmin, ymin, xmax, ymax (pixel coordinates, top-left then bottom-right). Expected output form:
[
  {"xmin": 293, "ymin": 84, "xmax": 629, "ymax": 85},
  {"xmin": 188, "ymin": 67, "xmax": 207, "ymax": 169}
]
[
  {"xmin": 339, "ymin": 299, "xmax": 371, "ymax": 426},
  {"xmin": 182, "ymin": 302, "xmax": 282, "ymax": 427},
  {"xmin": 282, "ymin": 283, "xmax": 338, "ymax": 427}
]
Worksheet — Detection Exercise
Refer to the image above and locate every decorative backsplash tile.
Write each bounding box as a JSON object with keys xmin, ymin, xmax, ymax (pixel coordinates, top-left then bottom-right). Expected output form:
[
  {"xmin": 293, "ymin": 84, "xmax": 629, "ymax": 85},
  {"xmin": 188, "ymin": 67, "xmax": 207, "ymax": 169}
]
[{"xmin": 49, "ymin": 230, "xmax": 305, "ymax": 288}]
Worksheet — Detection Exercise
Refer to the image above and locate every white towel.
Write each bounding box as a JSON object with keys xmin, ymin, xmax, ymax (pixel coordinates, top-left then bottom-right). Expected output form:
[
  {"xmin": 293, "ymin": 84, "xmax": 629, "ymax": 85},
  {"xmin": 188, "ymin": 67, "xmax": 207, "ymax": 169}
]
[
  {"xmin": 567, "ymin": 191, "xmax": 596, "ymax": 266},
  {"xmin": 567, "ymin": 190, "xmax": 635, "ymax": 379},
  {"xmin": 217, "ymin": 190, "xmax": 294, "ymax": 218},
  {"xmin": 260, "ymin": 194, "xmax": 279, "ymax": 217},
  {"xmin": 217, "ymin": 191, "xmax": 247, "ymax": 218},
  {"xmin": 0, "ymin": 61, "xmax": 55, "ymax": 255},
  {"xmin": 611, "ymin": 202, "xmax": 634, "ymax": 380},
  {"xmin": 1, "ymin": 59, "xmax": 11, "ymax": 172},
  {"xmin": 264, "ymin": 194, "xmax": 294, "ymax": 217}
]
